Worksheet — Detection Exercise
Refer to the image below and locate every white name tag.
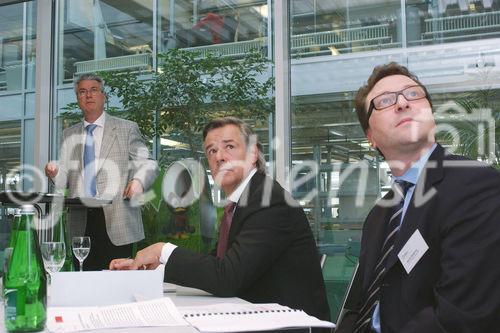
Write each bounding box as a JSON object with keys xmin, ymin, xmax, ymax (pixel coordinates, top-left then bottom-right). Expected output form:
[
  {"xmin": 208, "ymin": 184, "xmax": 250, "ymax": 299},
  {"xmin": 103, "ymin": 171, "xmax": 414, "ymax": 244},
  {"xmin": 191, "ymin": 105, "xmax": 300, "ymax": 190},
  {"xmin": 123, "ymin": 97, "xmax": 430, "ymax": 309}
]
[{"xmin": 398, "ymin": 229, "xmax": 429, "ymax": 274}]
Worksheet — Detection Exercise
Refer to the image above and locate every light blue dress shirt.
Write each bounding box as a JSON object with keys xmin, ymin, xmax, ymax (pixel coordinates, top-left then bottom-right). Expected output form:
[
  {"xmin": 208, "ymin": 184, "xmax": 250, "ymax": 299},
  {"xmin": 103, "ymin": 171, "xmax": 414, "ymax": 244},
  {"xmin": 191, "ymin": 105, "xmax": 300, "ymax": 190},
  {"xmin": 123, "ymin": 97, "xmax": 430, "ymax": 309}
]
[{"xmin": 372, "ymin": 143, "xmax": 437, "ymax": 332}]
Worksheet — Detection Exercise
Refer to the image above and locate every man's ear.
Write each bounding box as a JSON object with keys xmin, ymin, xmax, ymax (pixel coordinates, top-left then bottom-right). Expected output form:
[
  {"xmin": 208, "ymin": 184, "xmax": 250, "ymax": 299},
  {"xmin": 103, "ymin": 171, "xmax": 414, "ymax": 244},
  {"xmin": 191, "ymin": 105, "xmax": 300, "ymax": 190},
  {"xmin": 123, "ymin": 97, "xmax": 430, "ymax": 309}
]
[
  {"xmin": 366, "ymin": 128, "xmax": 376, "ymax": 148},
  {"xmin": 249, "ymin": 144, "xmax": 259, "ymax": 165}
]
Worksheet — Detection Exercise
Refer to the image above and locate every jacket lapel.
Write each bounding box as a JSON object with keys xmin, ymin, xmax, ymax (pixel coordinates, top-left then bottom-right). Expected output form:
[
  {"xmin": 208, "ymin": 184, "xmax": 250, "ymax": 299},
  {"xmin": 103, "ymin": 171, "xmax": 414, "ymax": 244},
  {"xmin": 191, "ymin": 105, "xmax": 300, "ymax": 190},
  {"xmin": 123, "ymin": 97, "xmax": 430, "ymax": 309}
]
[
  {"xmin": 72, "ymin": 123, "xmax": 84, "ymax": 174},
  {"xmin": 97, "ymin": 115, "xmax": 117, "ymax": 173},
  {"xmin": 228, "ymin": 172, "xmax": 265, "ymax": 242},
  {"xmin": 386, "ymin": 144, "xmax": 445, "ymax": 271}
]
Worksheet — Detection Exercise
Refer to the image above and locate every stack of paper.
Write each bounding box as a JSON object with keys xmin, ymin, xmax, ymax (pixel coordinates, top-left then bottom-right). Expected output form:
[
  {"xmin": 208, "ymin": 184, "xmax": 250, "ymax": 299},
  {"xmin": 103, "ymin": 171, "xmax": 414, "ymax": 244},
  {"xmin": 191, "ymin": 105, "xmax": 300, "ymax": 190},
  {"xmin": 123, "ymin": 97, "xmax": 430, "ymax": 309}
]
[{"xmin": 178, "ymin": 303, "xmax": 336, "ymax": 332}]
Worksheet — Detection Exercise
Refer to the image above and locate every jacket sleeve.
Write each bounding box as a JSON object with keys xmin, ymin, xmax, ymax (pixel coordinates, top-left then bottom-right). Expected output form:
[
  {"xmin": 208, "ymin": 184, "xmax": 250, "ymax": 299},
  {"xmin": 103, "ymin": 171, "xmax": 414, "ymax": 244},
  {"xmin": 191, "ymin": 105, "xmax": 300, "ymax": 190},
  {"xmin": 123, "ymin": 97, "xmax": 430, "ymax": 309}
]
[
  {"xmin": 127, "ymin": 122, "xmax": 158, "ymax": 190},
  {"xmin": 164, "ymin": 201, "xmax": 299, "ymax": 296}
]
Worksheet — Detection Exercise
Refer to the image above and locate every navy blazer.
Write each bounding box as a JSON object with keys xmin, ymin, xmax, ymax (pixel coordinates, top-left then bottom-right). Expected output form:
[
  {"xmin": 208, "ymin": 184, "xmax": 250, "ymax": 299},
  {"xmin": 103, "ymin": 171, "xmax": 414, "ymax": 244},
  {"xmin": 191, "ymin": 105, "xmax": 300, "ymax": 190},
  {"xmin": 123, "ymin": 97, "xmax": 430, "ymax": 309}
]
[
  {"xmin": 165, "ymin": 172, "xmax": 331, "ymax": 321},
  {"xmin": 336, "ymin": 144, "xmax": 500, "ymax": 333}
]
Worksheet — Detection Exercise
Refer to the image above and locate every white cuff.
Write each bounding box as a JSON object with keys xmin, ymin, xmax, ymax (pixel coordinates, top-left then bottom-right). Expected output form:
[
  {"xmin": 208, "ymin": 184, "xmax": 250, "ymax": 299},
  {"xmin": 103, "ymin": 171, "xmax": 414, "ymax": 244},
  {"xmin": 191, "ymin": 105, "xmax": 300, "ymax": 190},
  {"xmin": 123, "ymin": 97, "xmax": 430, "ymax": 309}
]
[{"xmin": 159, "ymin": 242, "xmax": 178, "ymax": 265}]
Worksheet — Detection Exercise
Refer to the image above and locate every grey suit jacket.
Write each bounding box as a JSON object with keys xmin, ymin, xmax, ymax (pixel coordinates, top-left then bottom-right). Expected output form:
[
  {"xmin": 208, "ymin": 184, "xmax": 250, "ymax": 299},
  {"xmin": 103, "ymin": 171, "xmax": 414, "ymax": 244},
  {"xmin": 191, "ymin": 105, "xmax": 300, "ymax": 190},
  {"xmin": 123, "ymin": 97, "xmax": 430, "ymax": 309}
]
[{"xmin": 54, "ymin": 114, "xmax": 159, "ymax": 245}]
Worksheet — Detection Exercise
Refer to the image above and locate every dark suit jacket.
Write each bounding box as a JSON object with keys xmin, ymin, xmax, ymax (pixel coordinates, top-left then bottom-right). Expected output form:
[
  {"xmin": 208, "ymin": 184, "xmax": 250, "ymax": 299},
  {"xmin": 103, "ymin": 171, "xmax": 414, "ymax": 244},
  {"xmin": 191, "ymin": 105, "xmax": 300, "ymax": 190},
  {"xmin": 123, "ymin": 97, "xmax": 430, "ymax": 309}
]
[
  {"xmin": 165, "ymin": 172, "xmax": 330, "ymax": 321},
  {"xmin": 336, "ymin": 144, "xmax": 500, "ymax": 333}
]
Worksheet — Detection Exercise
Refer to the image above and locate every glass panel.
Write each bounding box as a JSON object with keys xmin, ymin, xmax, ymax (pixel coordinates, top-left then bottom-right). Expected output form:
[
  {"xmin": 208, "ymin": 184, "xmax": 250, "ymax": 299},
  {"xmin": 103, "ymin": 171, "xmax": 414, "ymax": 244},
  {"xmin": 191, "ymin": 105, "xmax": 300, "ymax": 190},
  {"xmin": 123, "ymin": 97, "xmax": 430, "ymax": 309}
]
[
  {"xmin": 59, "ymin": 0, "xmax": 154, "ymax": 82},
  {"xmin": 159, "ymin": 0, "xmax": 269, "ymax": 57},
  {"xmin": 55, "ymin": 0, "xmax": 274, "ymax": 254},
  {"xmin": 25, "ymin": 1, "xmax": 37, "ymax": 90},
  {"xmin": 152, "ymin": 0, "xmax": 274, "ymax": 251},
  {"xmin": 0, "ymin": 1, "xmax": 37, "ymax": 92},
  {"xmin": 289, "ymin": 0, "xmax": 403, "ymax": 320},
  {"xmin": 407, "ymin": 0, "xmax": 500, "ymax": 47},
  {"xmin": 0, "ymin": 120, "xmax": 22, "ymax": 275},
  {"xmin": 290, "ymin": 1, "xmax": 500, "ymax": 319},
  {"xmin": 290, "ymin": 0, "xmax": 402, "ymax": 59},
  {"xmin": 0, "ymin": 2, "xmax": 23, "ymax": 92}
]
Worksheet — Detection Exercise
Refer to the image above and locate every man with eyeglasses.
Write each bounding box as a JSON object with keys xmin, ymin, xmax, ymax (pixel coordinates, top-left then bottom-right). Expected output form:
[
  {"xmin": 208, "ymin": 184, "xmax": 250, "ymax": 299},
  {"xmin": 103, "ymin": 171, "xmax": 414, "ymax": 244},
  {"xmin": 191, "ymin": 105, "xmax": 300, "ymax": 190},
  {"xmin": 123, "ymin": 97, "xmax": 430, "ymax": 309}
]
[
  {"xmin": 335, "ymin": 63, "xmax": 500, "ymax": 333},
  {"xmin": 45, "ymin": 73, "xmax": 158, "ymax": 270}
]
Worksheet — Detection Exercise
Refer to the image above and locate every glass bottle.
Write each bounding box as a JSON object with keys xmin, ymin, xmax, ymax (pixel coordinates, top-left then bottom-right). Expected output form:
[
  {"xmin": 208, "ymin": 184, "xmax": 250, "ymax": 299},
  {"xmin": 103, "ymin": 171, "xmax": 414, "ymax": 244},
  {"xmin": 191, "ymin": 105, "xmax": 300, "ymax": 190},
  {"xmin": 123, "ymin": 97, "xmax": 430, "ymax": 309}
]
[
  {"xmin": 8, "ymin": 209, "xmax": 21, "ymax": 249},
  {"xmin": 3, "ymin": 209, "xmax": 21, "ymax": 290},
  {"xmin": 4, "ymin": 204, "xmax": 47, "ymax": 332},
  {"xmin": 51, "ymin": 208, "xmax": 73, "ymax": 271}
]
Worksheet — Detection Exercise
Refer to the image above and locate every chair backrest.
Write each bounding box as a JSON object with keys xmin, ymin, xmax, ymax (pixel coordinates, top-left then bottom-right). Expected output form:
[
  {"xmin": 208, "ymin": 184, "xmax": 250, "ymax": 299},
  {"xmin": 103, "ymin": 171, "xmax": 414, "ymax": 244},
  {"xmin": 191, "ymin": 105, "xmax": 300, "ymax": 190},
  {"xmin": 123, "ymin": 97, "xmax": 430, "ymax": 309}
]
[
  {"xmin": 335, "ymin": 262, "xmax": 360, "ymax": 329},
  {"xmin": 319, "ymin": 253, "xmax": 327, "ymax": 269}
]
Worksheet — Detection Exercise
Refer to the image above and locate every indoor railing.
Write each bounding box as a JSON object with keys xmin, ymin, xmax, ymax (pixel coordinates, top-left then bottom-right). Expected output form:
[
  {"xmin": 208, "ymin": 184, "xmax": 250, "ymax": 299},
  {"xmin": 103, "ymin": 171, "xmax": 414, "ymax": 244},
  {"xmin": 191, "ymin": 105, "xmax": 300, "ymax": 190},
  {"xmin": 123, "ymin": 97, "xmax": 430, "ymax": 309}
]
[{"xmin": 423, "ymin": 10, "xmax": 500, "ymax": 40}]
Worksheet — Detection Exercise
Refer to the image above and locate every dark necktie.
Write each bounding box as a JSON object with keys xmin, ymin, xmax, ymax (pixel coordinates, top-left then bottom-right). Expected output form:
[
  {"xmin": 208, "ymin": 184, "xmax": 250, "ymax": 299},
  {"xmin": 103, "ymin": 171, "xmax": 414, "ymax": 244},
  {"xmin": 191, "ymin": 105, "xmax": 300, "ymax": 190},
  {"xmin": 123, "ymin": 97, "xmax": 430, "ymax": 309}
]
[
  {"xmin": 353, "ymin": 180, "xmax": 413, "ymax": 333},
  {"xmin": 83, "ymin": 124, "xmax": 98, "ymax": 197},
  {"xmin": 216, "ymin": 201, "xmax": 237, "ymax": 259}
]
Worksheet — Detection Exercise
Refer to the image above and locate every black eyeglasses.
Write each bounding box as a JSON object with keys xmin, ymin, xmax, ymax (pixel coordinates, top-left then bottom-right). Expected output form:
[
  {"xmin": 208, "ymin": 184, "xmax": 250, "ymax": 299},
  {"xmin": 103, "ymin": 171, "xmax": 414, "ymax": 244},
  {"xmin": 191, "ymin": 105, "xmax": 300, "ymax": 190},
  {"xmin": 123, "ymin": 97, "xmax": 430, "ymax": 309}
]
[{"xmin": 367, "ymin": 85, "xmax": 429, "ymax": 121}]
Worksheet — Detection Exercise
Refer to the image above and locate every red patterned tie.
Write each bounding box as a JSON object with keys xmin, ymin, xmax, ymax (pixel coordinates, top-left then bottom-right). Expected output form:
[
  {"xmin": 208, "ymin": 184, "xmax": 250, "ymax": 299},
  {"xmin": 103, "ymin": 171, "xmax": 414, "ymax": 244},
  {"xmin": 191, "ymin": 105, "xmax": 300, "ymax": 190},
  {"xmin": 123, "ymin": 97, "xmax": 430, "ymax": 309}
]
[{"xmin": 216, "ymin": 201, "xmax": 237, "ymax": 259}]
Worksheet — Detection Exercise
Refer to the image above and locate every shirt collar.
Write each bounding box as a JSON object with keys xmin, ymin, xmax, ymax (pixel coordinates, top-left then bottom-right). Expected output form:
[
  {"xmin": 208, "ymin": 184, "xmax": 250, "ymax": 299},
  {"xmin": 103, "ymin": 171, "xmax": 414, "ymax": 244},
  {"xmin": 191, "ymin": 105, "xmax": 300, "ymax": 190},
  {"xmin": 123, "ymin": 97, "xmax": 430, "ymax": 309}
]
[
  {"xmin": 227, "ymin": 168, "xmax": 258, "ymax": 203},
  {"xmin": 394, "ymin": 143, "xmax": 437, "ymax": 184},
  {"xmin": 83, "ymin": 112, "xmax": 106, "ymax": 128}
]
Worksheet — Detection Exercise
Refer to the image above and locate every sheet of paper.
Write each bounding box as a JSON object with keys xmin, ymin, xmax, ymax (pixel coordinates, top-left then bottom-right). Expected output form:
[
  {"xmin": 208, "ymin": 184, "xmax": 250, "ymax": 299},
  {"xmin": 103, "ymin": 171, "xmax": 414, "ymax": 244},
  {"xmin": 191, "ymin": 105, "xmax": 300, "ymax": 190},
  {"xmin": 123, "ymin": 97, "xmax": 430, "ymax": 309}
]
[
  {"xmin": 50, "ymin": 265, "xmax": 164, "ymax": 307},
  {"xmin": 177, "ymin": 303, "xmax": 335, "ymax": 333},
  {"xmin": 47, "ymin": 297, "xmax": 188, "ymax": 333}
]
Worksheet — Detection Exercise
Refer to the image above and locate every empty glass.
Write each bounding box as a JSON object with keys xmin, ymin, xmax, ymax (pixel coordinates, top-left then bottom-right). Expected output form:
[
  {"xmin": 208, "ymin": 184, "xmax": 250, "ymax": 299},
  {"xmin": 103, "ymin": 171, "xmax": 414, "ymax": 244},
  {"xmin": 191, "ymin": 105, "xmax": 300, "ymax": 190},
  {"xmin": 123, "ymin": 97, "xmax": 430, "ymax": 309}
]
[
  {"xmin": 41, "ymin": 242, "xmax": 66, "ymax": 274},
  {"xmin": 72, "ymin": 236, "xmax": 91, "ymax": 271}
]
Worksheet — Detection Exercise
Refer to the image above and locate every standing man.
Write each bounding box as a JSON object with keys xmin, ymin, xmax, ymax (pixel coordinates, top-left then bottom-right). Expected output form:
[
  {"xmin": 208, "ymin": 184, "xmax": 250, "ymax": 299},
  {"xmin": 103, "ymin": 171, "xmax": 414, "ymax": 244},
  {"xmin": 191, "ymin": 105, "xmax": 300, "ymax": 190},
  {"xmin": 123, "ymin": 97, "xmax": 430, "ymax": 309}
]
[
  {"xmin": 335, "ymin": 63, "xmax": 500, "ymax": 332},
  {"xmin": 110, "ymin": 117, "xmax": 330, "ymax": 322},
  {"xmin": 45, "ymin": 73, "xmax": 158, "ymax": 270}
]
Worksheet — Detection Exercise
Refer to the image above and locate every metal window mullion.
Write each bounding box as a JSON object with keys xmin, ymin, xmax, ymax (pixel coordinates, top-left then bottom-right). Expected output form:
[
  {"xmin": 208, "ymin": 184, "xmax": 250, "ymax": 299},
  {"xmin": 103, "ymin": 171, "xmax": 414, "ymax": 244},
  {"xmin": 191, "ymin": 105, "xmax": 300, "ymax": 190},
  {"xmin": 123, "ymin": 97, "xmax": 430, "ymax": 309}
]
[
  {"xmin": 273, "ymin": 0, "xmax": 291, "ymax": 191},
  {"xmin": 34, "ymin": 0, "xmax": 54, "ymax": 192}
]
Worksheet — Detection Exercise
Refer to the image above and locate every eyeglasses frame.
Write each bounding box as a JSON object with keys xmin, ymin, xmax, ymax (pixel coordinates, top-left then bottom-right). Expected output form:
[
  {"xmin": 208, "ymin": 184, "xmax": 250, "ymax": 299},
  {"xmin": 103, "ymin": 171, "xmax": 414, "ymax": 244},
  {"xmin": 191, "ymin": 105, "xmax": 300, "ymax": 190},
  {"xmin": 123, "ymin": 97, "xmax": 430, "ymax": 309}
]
[{"xmin": 366, "ymin": 85, "xmax": 430, "ymax": 125}]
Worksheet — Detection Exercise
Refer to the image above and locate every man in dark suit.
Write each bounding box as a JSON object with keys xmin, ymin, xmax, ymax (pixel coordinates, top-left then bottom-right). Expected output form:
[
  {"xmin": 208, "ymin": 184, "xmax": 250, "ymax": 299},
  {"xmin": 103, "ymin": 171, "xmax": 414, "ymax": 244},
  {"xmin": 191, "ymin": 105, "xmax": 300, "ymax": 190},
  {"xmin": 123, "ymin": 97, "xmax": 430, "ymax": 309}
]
[
  {"xmin": 335, "ymin": 63, "xmax": 500, "ymax": 332},
  {"xmin": 110, "ymin": 117, "xmax": 330, "ymax": 322}
]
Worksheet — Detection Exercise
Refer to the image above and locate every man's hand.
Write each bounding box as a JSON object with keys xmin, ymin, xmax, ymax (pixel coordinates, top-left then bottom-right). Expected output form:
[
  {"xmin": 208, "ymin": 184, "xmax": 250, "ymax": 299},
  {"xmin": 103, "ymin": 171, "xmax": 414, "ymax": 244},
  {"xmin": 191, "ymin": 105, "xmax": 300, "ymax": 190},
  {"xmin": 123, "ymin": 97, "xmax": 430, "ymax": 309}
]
[
  {"xmin": 109, "ymin": 242, "xmax": 165, "ymax": 270},
  {"xmin": 123, "ymin": 178, "xmax": 143, "ymax": 199},
  {"xmin": 45, "ymin": 161, "xmax": 59, "ymax": 178}
]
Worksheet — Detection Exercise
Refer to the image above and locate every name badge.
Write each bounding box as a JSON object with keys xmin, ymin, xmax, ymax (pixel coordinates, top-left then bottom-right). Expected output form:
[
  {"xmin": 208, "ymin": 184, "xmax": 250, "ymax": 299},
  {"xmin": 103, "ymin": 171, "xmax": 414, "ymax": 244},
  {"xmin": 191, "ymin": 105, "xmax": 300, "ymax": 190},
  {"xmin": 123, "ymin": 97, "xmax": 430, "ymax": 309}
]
[{"xmin": 398, "ymin": 229, "xmax": 429, "ymax": 274}]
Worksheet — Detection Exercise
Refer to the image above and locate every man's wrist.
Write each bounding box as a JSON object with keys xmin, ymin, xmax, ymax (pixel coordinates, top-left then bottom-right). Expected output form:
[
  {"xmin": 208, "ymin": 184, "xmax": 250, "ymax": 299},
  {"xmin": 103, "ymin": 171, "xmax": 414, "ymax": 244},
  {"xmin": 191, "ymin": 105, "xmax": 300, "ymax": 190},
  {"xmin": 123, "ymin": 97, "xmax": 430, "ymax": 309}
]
[{"xmin": 159, "ymin": 242, "xmax": 178, "ymax": 264}]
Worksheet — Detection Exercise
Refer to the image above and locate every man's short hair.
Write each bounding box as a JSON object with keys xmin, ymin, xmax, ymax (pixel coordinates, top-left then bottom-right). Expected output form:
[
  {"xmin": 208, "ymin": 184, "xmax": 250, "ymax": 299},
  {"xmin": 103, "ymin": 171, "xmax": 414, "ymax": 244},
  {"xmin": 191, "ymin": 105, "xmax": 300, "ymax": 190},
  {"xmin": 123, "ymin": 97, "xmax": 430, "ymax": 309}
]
[
  {"xmin": 202, "ymin": 117, "xmax": 266, "ymax": 174},
  {"xmin": 74, "ymin": 73, "xmax": 106, "ymax": 96},
  {"xmin": 354, "ymin": 62, "xmax": 432, "ymax": 133}
]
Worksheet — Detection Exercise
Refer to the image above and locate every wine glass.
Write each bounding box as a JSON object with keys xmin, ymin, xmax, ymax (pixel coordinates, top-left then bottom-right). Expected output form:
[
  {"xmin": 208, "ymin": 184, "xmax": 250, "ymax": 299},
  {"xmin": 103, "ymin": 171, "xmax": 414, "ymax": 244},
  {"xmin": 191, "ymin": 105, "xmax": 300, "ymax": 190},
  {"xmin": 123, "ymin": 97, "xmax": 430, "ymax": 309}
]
[
  {"xmin": 72, "ymin": 236, "xmax": 91, "ymax": 271},
  {"xmin": 41, "ymin": 242, "xmax": 66, "ymax": 274}
]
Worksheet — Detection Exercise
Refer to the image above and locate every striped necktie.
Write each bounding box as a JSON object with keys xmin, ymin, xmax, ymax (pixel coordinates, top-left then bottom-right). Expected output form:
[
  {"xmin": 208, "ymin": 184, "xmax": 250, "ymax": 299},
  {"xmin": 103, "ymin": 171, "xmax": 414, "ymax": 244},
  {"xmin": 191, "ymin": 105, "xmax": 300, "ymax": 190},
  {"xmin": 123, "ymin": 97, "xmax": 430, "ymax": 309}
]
[
  {"xmin": 216, "ymin": 201, "xmax": 237, "ymax": 259},
  {"xmin": 83, "ymin": 124, "xmax": 98, "ymax": 197},
  {"xmin": 353, "ymin": 180, "xmax": 413, "ymax": 333}
]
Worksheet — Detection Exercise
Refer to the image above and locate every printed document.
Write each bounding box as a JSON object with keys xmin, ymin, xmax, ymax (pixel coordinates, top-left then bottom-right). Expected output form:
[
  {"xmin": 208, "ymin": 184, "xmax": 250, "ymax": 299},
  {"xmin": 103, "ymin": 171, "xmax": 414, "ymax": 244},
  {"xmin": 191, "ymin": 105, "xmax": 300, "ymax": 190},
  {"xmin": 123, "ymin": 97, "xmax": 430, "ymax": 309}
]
[{"xmin": 46, "ymin": 297, "xmax": 188, "ymax": 333}]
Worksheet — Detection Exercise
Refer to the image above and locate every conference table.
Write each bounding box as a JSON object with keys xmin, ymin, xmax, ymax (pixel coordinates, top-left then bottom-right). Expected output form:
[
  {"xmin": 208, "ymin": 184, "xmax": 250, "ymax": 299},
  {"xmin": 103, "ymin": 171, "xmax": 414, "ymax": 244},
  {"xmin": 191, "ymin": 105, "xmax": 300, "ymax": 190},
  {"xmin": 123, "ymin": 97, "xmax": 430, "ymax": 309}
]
[{"xmin": 0, "ymin": 283, "xmax": 249, "ymax": 333}]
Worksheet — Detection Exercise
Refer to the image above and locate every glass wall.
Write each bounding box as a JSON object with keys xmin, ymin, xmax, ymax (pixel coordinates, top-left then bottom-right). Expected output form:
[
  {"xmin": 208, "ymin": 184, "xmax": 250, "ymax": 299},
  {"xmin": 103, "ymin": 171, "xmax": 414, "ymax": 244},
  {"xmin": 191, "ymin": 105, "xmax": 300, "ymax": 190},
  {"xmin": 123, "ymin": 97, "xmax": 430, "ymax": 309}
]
[
  {"xmin": 159, "ymin": 0, "xmax": 269, "ymax": 55},
  {"xmin": 0, "ymin": 120, "xmax": 22, "ymax": 270},
  {"xmin": 290, "ymin": 0, "xmax": 500, "ymax": 320},
  {"xmin": 54, "ymin": 0, "xmax": 274, "ymax": 251},
  {"xmin": 290, "ymin": 0, "xmax": 402, "ymax": 58},
  {"xmin": 408, "ymin": 0, "xmax": 500, "ymax": 46},
  {"xmin": 0, "ymin": 1, "xmax": 36, "ymax": 92},
  {"xmin": 0, "ymin": 0, "xmax": 37, "ymax": 270},
  {"xmin": 57, "ymin": 0, "xmax": 154, "ymax": 83}
]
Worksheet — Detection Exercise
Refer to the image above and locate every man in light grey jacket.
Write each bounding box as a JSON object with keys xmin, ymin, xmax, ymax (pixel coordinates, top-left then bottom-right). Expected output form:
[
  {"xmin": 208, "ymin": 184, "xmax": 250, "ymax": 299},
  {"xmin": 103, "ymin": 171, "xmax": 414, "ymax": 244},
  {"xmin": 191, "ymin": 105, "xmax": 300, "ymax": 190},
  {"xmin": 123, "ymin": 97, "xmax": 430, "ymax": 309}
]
[{"xmin": 45, "ymin": 73, "xmax": 158, "ymax": 270}]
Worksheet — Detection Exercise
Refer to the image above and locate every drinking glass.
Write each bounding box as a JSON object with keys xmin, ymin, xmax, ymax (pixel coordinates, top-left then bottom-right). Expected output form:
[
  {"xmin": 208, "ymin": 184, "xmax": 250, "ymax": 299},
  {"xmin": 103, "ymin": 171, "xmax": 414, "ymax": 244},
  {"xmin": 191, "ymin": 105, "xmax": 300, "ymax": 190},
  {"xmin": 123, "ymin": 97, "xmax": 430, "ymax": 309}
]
[
  {"xmin": 41, "ymin": 242, "xmax": 66, "ymax": 274},
  {"xmin": 72, "ymin": 236, "xmax": 91, "ymax": 271}
]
